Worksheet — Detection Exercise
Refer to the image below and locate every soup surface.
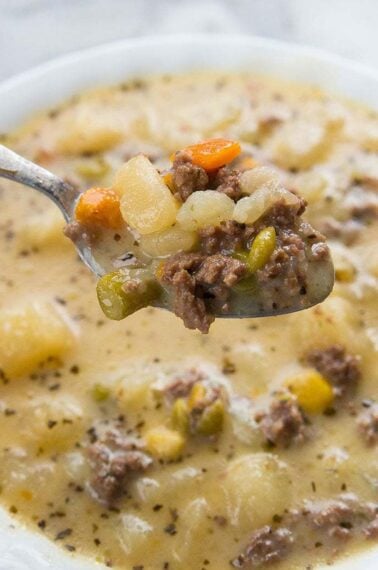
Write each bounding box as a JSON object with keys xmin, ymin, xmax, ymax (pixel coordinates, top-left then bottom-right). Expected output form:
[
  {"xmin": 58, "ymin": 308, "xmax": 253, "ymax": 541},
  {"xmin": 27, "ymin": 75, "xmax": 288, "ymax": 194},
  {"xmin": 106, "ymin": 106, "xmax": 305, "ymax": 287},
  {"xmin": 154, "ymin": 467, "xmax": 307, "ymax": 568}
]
[{"xmin": 0, "ymin": 72, "xmax": 377, "ymax": 570}]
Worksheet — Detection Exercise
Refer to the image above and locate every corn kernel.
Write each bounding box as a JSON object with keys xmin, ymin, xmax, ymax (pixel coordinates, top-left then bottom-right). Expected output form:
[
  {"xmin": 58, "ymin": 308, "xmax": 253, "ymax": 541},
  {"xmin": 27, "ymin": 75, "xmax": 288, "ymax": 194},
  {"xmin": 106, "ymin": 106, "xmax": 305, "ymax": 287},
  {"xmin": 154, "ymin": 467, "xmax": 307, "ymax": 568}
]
[
  {"xmin": 188, "ymin": 383, "xmax": 206, "ymax": 410},
  {"xmin": 171, "ymin": 398, "xmax": 190, "ymax": 433},
  {"xmin": 145, "ymin": 426, "xmax": 185, "ymax": 460},
  {"xmin": 286, "ymin": 369, "xmax": 334, "ymax": 414}
]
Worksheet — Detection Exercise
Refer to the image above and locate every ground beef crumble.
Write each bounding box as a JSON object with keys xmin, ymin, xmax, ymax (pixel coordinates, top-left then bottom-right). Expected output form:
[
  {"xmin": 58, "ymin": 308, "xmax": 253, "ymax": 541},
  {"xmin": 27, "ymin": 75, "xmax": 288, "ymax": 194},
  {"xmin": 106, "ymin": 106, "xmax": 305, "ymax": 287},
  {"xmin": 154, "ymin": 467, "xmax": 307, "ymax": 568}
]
[
  {"xmin": 171, "ymin": 150, "xmax": 209, "ymax": 201},
  {"xmin": 199, "ymin": 221, "xmax": 252, "ymax": 255},
  {"xmin": 302, "ymin": 494, "xmax": 378, "ymax": 541},
  {"xmin": 158, "ymin": 252, "xmax": 247, "ymax": 333},
  {"xmin": 213, "ymin": 166, "xmax": 242, "ymax": 200},
  {"xmin": 306, "ymin": 345, "xmax": 361, "ymax": 397},
  {"xmin": 357, "ymin": 403, "xmax": 378, "ymax": 445},
  {"xmin": 255, "ymin": 399, "xmax": 309, "ymax": 448},
  {"xmin": 86, "ymin": 428, "xmax": 152, "ymax": 506},
  {"xmin": 231, "ymin": 526, "xmax": 293, "ymax": 568}
]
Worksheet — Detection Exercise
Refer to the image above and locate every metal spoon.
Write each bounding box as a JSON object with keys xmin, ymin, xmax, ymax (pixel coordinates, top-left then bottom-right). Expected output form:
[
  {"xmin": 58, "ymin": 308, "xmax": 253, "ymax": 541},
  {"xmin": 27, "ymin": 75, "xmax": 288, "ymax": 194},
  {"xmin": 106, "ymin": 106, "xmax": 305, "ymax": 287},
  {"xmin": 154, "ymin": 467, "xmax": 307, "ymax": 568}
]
[{"xmin": 0, "ymin": 143, "xmax": 334, "ymax": 319}]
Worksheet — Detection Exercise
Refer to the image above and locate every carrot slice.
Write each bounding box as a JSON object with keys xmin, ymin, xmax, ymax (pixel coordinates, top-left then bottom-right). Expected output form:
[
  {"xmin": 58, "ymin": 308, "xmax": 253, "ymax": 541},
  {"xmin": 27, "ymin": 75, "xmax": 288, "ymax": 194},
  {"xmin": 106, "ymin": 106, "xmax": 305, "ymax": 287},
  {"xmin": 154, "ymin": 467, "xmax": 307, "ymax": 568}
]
[
  {"xmin": 75, "ymin": 187, "xmax": 123, "ymax": 230},
  {"xmin": 180, "ymin": 138, "xmax": 241, "ymax": 171}
]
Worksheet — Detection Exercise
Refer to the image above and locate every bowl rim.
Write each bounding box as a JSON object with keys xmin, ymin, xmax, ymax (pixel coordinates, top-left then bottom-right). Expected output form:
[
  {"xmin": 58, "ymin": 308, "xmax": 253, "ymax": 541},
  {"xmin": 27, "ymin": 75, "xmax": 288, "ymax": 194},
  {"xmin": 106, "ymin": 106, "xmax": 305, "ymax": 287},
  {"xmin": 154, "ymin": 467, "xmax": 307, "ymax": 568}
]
[{"xmin": 0, "ymin": 33, "xmax": 377, "ymax": 570}]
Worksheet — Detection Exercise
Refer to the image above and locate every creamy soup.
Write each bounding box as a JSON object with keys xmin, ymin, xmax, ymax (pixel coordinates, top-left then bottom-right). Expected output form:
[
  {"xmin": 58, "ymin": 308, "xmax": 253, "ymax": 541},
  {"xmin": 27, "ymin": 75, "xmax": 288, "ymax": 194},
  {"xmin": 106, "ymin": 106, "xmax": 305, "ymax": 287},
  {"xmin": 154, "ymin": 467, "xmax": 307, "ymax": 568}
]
[{"xmin": 0, "ymin": 72, "xmax": 377, "ymax": 570}]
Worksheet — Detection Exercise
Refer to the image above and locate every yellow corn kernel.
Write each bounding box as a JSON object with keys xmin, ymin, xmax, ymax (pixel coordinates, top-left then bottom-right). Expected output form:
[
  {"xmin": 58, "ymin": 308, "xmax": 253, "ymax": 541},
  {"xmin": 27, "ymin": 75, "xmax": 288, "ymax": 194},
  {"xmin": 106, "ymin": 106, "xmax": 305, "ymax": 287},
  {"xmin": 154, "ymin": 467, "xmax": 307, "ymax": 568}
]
[
  {"xmin": 162, "ymin": 172, "xmax": 175, "ymax": 191},
  {"xmin": 145, "ymin": 426, "xmax": 185, "ymax": 460},
  {"xmin": 196, "ymin": 399, "xmax": 225, "ymax": 436},
  {"xmin": 334, "ymin": 256, "xmax": 356, "ymax": 283},
  {"xmin": 188, "ymin": 383, "xmax": 206, "ymax": 410},
  {"xmin": 171, "ymin": 398, "xmax": 190, "ymax": 433},
  {"xmin": 248, "ymin": 226, "xmax": 276, "ymax": 272},
  {"xmin": 286, "ymin": 369, "xmax": 334, "ymax": 414}
]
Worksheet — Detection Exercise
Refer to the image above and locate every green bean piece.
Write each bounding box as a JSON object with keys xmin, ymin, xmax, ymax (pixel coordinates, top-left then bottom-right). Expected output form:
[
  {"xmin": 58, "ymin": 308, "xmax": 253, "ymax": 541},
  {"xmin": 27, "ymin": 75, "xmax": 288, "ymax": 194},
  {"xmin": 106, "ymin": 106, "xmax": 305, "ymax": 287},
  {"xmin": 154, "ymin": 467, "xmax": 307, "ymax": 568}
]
[
  {"xmin": 195, "ymin": 399, "xmax": 225, "ymax": 436},
  {"xmin": 248, "ymin": 226, "xmax": 276, "ymax": 273},
  {"xmin": 96, "ymin": 268, "xmax": 160, "ymax": 320},
  {"xmin": 92, "ymin": 383, "xmax": 110, "ymax": 402}
]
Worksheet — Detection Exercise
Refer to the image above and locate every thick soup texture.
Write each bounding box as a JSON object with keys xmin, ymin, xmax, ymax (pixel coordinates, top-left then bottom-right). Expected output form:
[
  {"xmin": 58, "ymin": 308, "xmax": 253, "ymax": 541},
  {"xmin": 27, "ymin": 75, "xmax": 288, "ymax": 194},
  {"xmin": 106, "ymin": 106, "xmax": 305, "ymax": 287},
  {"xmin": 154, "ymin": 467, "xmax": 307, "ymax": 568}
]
[{"xmin": 0, "ymin": 72, "xmax": 377, "ymax": 570}]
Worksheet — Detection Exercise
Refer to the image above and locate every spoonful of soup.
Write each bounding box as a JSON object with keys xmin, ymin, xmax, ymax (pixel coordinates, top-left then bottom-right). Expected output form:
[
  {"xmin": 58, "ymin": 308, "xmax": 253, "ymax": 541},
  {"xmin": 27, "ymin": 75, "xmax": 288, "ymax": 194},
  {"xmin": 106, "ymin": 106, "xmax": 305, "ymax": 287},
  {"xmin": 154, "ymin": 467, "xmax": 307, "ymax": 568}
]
[{"xmin": 0, "ymin": 139, "xmax": 334, "ymax": 332}]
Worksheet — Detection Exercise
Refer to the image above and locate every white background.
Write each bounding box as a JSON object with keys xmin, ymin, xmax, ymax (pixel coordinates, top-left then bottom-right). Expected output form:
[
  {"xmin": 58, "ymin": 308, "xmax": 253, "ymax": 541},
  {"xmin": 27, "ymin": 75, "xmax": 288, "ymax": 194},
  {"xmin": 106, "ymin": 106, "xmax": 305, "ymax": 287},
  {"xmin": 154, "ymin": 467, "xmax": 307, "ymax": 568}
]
[{"xmin": 0, "ymin": 0, "xmax": 377, "ymax": 81}]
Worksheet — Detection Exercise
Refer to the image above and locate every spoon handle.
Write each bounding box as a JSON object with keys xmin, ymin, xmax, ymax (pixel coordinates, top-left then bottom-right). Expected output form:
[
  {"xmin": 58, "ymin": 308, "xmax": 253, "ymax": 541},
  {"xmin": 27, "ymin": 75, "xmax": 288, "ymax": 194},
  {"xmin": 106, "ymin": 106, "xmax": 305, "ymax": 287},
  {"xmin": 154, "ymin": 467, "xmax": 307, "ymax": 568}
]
[{"xmin": 0, "ymin": 144, "xmax": 78, "ymax": 220}]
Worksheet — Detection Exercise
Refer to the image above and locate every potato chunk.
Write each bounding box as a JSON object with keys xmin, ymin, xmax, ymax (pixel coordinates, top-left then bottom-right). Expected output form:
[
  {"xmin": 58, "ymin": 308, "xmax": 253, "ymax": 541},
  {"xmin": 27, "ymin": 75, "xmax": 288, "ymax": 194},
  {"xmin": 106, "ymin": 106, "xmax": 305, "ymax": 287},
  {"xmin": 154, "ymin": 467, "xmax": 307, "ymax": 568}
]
[
  {"xmin": 56, "ymin": 109, "xmax": 122, "ymax": 155},
  {"xmin": 233, "ymin": 185, "xmax": 299, "ymax": 225},
  {"xmin": 176, "ymin": 190, "xmax": 234, "ymax": 231},
  {"xmin": 115, "ymin": 155, "xmax": 179, "ymax": 234},
  {"xmin": 0, "ymin": 302, "xmax": 76, "ymax": 377},
  {"xmin": 22, "ymin": 395, "xmax": 84, "ymax": 452},
  {"xmin": 139, "ymin": 225, "xmax": 197, "ymax": 258},
  {"xmin": 222, "ymin": 453, "xmax": 292, "ymax": 528},
  {"xmin": 18, "ymin": 209, "xmax": 68, "ymax": 249}
]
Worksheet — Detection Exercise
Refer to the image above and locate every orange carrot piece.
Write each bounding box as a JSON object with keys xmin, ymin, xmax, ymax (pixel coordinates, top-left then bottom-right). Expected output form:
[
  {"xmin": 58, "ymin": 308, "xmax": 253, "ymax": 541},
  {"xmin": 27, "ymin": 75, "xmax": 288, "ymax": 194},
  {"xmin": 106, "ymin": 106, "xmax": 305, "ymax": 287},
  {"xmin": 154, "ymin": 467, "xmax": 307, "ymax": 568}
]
[
  {"xmin": 179, "ymin": 138, "xmax": 241, "ymax": 171},
  {"xmin": 75, "ymin": 187, "xmax": 123, "ymax": 230}
]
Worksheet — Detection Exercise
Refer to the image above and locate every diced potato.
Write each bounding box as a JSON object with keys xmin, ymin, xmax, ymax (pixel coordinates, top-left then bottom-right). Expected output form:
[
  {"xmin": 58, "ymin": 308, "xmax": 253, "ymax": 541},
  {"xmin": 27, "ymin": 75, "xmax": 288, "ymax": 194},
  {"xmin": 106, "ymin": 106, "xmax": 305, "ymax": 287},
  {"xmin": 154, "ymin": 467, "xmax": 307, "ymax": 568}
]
[
  {"xmin": 359, "ymin": 121, "xmax": 378, "ymax": 152},
  {"xmin": 22, "ymin": 395, "xmax": 84, "ymax": 452},
  {"xmin": 116, "ymin": 370, "xmax": 155, "ymax": 409},
  {"xmin": 114, "ymin": 155, "xmax": 179, "ymax": 235},
  {"xmin": 0, "ymin": 302, "xmax": 76, "ymax": 378},
  {"xmin": 233, "ymin": 185, "xmax": 299, "ymax": 225},
  {"xmin": 18, "ymin": 209, "xmax": 68, "ymax": 249},
  {"xmin": 239, "ymin": 166, "xmax": 281, "ymax": 194},
  {"xmin": 285, "ymin": 369, "xmax": 334, "ymax": 413},
  {"xmin": 118, "ymin": 514, "xmax": 153, "ymax": 555},
  {"xmin": 222, "ymin": 453, "xmax": 292, "ymax": 527},
  {"xmin": 145, "ymin": 426, "xmax": 185, "ymax": 460},
  {"xmin": 139, "ymin": 225, "xmax": 197, "ymax": 258},
  {"xmin": 176, "ymin": 191, "xmax": 234, "ymax": 231},
  {"xmin": 56, "ymin": 110, "xmax": 122, "ymax": 155},
  {"xmin": 294, "ymin": 170, "xmax": 331, "ymax": 205},
  {"xmin": 269, "ymin": 120, "xmax": 332, "ymax": 169},
  {"xmin": 290, "ymin": 296, "xmax": 363, "ymax": 354},
  {"xmin": 172, "ymin": 498, "xmax": 210, "ymax": 562}
]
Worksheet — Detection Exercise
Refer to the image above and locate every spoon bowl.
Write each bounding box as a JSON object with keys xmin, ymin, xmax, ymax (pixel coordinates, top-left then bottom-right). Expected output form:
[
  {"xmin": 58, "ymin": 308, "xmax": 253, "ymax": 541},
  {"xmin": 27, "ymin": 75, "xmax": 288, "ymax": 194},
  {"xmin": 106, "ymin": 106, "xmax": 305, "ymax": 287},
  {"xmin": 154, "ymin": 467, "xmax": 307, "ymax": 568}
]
[{"xmin": 0, "ymin": 143, "xmax": 334, "ymax": 320}]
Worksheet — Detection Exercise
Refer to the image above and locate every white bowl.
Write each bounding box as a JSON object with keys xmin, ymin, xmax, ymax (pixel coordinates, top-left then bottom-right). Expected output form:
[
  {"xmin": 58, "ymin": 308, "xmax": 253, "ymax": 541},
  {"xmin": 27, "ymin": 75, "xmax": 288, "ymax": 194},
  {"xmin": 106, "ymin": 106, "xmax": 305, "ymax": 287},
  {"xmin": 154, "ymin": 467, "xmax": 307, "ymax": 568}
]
[{"xmin": 0, "ymin": 34, "xmax": 377, "ymax": 570}]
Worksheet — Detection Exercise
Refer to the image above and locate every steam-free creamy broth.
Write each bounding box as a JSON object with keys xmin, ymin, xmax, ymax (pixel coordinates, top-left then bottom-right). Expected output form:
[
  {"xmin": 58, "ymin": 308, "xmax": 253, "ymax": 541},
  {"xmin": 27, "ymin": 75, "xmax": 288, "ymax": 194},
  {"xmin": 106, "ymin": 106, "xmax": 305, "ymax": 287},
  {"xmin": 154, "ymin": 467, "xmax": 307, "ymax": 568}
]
[{"xmin": 0, "ymin": 72, "xmax": 377, "ymax": 570}]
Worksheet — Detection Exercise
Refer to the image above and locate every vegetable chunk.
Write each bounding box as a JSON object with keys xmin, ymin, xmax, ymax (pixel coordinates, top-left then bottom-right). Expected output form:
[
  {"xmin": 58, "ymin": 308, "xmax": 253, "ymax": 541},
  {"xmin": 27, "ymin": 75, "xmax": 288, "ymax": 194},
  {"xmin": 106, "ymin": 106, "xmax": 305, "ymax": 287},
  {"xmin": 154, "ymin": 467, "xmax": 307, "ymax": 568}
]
[
  {"xmin": 0, "ymin": 302, "xmax": 75, "ymax": 377},
  {"xmin": 115, "ymin": 155, "xmax": 179, "ymax": 234}
]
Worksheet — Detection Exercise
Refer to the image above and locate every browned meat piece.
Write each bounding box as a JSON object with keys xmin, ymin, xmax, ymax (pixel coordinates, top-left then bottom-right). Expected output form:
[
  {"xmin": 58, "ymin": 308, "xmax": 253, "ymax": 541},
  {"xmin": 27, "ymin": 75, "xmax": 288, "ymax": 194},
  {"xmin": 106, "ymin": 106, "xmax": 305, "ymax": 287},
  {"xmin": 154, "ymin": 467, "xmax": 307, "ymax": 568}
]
[
  {"xmin": 310, "ymin": 242, "xmax": 330, "ymax": 261},
  {"xmin": 255, "ymin": 399, "xmax": 309, "ymax": 448},
  {"xmin": 262, "ymin": 199, "xmax": 306, "ymax": 229},
  {"xmin": 86, "ymin": 428, "xmax": 152, "ymax": 506},
  {"xmin": 159, "ymin": 252, "xmax": 247, "ymax": 333},
  {"xmin": 199, "ymin": 221, "xmax": 251, "ymax": 255},
  {"xmin": 303, "ymin": 495, "xmax": 377, "ymax": 541},
  {"xmin": 365, "ymin": 516, "xmax": 378, "ymax": 539},
  {"xmin": 306, "ymin": 345, "xmax": 361, "ymax": 397},
  {"xmin": 231, "ymin": 526, "xmax": 293, "ymax": 568},
  {"xmin": 162, "ymin": 368, "xmax": 205, "ymax": 402},
  {"xmin": 256, "ymin": 228, "xmax": 307, "ymax": 300},
  {"xmin": 195, "ymin": 253, "xmax": 247, "ymax": 287},
  {"xmin": 317, "ymin": 218, "xmax": 362, "ymax": 246},
  {"xmin": 213, "ymin": 166, "xmax": 242, "ymax": 200},
  {"xmin": 169, "ymin": 270, "xmax": 213, "ymax": 334},
  {"xmin": 357, "ymin": 403, "xmax": 378, "ymax": 445},
  {"xmin": 171, "ymin": 150, "xmax": 209, "ymax": 201}
]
